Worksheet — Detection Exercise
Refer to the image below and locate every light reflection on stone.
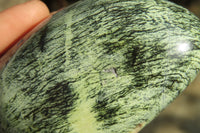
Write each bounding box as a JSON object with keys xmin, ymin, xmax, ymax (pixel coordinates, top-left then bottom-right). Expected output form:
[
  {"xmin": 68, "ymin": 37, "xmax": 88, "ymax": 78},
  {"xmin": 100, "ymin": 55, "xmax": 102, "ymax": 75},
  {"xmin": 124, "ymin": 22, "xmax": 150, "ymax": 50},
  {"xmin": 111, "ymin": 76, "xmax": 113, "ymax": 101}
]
[{"xmin": 177, "ymin": 41, "xmax": 192, "ymax": 53}]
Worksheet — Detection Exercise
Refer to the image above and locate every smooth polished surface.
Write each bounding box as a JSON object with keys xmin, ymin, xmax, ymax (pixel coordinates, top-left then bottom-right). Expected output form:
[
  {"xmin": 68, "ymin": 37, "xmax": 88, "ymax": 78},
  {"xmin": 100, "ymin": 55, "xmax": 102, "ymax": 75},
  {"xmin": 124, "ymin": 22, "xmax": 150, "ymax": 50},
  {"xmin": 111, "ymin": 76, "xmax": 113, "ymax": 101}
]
[{"xmin": 1, "ymin": 0, "xmax": 200, "ymax": 133}]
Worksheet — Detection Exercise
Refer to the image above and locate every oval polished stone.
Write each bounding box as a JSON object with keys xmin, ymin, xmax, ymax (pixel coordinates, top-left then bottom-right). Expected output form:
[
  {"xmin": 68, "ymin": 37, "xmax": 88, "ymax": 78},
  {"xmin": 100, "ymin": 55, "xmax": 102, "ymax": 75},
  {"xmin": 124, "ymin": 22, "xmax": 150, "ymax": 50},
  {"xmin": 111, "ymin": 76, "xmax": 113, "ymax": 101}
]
[{"xmin": 1, "ymin": 0, "xmax": 200, "ymax": 133}]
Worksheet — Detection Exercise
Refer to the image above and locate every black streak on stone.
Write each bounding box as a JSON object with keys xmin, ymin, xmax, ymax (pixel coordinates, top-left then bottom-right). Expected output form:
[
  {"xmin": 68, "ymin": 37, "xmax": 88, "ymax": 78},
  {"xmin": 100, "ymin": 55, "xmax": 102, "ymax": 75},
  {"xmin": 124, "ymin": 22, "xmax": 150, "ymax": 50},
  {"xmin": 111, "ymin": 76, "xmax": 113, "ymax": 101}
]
[{"xmin": 39, "ymin": 27, "xmax": 48, "ymax": 52}]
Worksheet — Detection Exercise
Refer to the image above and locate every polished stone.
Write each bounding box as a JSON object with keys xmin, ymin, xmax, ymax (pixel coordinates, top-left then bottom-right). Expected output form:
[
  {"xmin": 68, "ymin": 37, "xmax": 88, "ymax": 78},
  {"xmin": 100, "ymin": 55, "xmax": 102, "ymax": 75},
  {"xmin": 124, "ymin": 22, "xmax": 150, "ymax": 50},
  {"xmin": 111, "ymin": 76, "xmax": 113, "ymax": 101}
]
[{"xmin": 1, "ymin": 0, "xmax": 200, "ymax": 132}]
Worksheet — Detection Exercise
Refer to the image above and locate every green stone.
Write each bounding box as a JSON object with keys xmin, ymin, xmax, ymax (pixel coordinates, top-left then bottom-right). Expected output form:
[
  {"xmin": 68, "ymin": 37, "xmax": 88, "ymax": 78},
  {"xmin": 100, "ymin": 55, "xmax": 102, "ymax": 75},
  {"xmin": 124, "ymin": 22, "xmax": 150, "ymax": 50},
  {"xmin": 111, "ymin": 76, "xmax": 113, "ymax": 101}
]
[{"xmin": 1, "ymin": 0, "xmax": 200, "ymax": 132}]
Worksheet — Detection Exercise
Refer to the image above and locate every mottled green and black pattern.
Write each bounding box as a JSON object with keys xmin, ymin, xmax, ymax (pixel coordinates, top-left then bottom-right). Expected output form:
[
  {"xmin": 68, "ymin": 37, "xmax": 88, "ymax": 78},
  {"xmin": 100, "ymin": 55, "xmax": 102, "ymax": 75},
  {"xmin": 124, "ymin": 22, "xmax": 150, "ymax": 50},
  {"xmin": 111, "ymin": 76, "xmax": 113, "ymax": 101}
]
[{"xmin": 1, "ymin": 0, "xmax": 200, "ymax": 133}]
